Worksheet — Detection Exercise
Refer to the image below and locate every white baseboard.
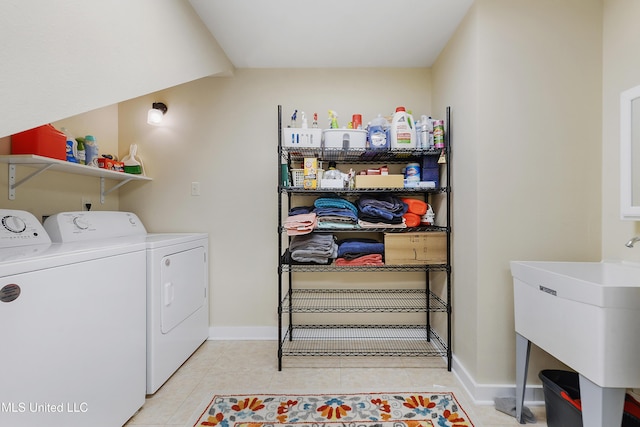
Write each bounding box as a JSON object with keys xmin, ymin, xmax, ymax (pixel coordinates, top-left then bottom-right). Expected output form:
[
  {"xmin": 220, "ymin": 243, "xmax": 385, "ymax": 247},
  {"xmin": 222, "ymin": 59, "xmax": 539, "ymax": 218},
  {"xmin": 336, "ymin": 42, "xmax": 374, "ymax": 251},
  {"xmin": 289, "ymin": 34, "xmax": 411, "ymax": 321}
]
[
  {"xmin": 209, "ymin": 326, "xmax": 277, "ymax": 340},
  {"xmin": 451, "ymin": 354, "xmax": 545, "ymax": 406},
  {"xmin": 207, "ymin": 326, "xmax": 545, "ymax": 406}
]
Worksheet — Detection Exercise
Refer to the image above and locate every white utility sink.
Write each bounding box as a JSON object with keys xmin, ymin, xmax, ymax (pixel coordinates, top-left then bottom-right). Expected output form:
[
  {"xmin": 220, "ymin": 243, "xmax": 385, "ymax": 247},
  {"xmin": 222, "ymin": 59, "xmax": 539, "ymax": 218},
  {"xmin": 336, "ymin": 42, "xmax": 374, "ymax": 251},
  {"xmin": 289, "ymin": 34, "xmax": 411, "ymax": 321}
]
[{"xmin": 511, "ymin": 260, "xmax": 640, "ymax": 426}]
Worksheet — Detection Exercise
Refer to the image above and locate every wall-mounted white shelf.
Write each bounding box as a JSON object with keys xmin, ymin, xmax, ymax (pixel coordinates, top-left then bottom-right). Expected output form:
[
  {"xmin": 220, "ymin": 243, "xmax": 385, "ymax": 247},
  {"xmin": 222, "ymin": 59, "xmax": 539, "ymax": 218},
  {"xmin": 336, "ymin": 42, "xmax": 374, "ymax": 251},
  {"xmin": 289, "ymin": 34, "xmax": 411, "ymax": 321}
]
[{"xmin": 0, "ymin": 155, "xmax": 152, "ymax": 203}]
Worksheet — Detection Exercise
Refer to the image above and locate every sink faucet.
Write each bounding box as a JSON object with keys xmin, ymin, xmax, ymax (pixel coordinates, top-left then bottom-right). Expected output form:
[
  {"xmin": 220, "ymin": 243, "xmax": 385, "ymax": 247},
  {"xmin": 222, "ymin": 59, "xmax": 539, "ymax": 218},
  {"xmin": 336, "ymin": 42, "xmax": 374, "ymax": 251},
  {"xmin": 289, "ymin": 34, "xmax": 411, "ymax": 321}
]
[{"xmin": 626, "ymin": 236, "xmax": 640, "ymax": 248}]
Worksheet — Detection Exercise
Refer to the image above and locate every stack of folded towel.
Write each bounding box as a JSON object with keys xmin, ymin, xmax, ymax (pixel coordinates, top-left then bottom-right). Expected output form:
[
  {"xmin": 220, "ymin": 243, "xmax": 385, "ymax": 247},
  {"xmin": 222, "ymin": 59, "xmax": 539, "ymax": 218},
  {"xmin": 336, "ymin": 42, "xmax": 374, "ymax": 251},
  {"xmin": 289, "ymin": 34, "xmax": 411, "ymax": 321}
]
[
  {"xmin": 314, "ymin": 197, "xmax": 359, "ymax": 230},
  {"xmin": 356, "ymin": 195, "xmax": 408, "ymax": 225},
  {"xmin": 289, "ymin": 233, "xmax": 338, "ymax": 264},
  {"xmin": 284, "ymin": 212, "xmax": 317, "ymax": 236},
  {"xmin": 401, "ymin": 198, "xmax": 428, "ymax": 227},
  {"xmin": 335, "ymin": 238, "xmax": 385, "ymax": 266}
]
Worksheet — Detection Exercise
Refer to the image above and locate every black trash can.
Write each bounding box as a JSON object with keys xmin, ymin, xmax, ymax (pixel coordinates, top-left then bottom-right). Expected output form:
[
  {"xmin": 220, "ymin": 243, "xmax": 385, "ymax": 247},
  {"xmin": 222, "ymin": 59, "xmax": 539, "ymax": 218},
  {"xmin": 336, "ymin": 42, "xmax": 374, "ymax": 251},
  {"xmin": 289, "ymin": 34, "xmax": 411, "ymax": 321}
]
[
  {"xmin": 539, "ymin": 370, "xmax": 640, "ymax": 427},
  {"xmin": 539, "ymin": 370, "xmax": 582, "ymax": 427}
]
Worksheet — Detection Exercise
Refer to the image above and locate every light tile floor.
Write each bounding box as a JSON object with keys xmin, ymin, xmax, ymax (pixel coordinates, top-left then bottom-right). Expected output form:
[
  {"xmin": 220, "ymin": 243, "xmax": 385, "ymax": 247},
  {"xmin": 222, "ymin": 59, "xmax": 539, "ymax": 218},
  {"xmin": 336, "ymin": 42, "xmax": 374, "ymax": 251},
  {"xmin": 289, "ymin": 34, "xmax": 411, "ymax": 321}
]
[{"xmin": 124, "ymin": 340, "xmax": 547, "ymax": 427}]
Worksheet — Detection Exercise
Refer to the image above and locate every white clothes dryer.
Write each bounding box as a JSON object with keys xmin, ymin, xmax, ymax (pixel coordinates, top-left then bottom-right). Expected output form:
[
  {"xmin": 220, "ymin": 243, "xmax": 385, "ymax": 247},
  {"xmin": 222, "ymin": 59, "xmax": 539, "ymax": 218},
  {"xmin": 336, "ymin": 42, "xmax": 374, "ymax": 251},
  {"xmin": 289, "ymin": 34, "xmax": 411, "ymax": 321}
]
[
  {"xmin": 0, "ymin": 209, "xmax": 146, "ymax": 427},
  {"xmin": 144, "ymin": 232, "xmax": 208, "ymax": 394},
  {"xmin": 44, "ymin": 211, "xmax": 209, "ymax": 394}
]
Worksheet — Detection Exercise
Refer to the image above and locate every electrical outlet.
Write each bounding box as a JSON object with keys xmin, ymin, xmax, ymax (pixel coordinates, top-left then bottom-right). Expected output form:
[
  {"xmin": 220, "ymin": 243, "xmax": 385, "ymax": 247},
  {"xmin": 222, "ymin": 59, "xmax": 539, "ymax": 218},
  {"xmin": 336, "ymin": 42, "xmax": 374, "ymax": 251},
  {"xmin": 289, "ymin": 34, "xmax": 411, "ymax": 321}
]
[
  {"xmin": 82, "ymin": 197, "xmax": 92, "ymax": 211},
  {"xmin": 191, "ymin": 182, "xmax": 201, "ymax": 196}
]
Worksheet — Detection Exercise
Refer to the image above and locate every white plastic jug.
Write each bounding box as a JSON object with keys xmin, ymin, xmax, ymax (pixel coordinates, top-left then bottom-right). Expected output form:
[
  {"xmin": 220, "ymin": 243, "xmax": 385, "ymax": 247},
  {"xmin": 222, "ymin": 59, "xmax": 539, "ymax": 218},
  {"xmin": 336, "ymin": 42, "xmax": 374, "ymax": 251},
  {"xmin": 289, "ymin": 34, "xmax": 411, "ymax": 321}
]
[{"xmin": 390, "ymin": 106, "xmax": 417, "ymax": 149}]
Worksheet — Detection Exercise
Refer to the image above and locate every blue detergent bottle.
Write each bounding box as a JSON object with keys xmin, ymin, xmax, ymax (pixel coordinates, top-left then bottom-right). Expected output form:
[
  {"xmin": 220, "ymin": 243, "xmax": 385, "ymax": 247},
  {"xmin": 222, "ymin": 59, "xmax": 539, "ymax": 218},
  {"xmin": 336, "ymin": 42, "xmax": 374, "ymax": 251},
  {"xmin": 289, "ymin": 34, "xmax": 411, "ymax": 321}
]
[
  {"xmin": 62, "ymin": 128, "xmax": 78, "ymax": 163},
  {"xmin": 368, "ymin": 114, "xmax": 389, "ymax": 150}
]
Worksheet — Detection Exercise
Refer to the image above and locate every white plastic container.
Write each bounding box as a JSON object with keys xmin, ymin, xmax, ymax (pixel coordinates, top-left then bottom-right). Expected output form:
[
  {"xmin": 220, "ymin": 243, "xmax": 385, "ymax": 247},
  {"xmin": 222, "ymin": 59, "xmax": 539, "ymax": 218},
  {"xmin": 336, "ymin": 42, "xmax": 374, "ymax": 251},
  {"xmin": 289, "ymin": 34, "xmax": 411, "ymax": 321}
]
[
  {"xmin": 390, "ymin": 106, "xmax": 417, "ymax": 149},
  {"xmin": 283, "ymin": 128, "xmax": 322, "ymax": 148},
  {"xmin": 322, "ymin": 129, "xmax": 367, "ymax": 149},
  {"xmin": 84, "ymin": 135, "xmax": 99, "ymax": 167}
]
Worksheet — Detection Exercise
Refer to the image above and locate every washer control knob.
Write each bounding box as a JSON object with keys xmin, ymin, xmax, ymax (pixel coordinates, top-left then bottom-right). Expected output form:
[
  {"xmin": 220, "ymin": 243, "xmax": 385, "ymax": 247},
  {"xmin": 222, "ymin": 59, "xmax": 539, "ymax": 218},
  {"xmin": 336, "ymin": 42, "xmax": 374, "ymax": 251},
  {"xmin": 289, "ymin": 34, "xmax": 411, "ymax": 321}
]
[{"xmin": 2, "ymin": 215, "xmax": 27, "ymax": 233}]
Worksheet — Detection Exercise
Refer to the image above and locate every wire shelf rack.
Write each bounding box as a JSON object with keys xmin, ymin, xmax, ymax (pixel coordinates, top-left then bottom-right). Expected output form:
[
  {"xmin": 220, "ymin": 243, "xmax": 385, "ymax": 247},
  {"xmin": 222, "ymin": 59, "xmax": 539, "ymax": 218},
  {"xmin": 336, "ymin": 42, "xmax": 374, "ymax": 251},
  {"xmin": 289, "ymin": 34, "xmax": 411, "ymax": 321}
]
[
  {"xmin": 280, "ymin": 147, "xmax": 443, "ymax": 163},
  {"xmin": 280, "ymin": 325, "xmax": 448, "ymax": 357},
  {"xmin": 280, "ymin": 264, "xmax": 449, "ymax": 273},
  {"xmin": 280, "ymin": 289, "xmax": 447, "ymax": 313}
]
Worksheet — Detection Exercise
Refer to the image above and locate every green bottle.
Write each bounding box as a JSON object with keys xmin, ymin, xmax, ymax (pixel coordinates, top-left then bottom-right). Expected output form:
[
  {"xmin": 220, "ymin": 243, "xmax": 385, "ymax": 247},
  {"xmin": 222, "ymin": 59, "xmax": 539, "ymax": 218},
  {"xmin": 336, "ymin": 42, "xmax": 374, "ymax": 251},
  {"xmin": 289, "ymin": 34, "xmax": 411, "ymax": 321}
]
[{"xmin": 76, "ymin": 137, "xmax": 86, "ymax": 165}]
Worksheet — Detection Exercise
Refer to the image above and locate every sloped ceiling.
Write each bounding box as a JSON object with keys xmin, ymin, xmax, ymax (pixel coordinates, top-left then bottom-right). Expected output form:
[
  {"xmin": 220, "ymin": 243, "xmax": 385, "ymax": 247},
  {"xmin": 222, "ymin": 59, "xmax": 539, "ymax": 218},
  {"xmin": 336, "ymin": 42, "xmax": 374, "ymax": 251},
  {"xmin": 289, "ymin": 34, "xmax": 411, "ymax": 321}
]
[{"xmin": 189, "ymin": 0, "xmax": 473, "ymax": 68}]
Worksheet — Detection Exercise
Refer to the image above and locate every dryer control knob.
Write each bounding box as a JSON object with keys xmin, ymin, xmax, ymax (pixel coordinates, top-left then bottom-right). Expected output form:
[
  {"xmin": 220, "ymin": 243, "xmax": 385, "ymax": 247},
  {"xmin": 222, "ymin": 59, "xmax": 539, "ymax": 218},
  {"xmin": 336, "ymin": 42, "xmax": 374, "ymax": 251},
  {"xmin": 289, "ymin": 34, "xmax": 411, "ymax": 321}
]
[{"xmin": 72, "ymin": 217, "xmax": 90, "ymax": 230}]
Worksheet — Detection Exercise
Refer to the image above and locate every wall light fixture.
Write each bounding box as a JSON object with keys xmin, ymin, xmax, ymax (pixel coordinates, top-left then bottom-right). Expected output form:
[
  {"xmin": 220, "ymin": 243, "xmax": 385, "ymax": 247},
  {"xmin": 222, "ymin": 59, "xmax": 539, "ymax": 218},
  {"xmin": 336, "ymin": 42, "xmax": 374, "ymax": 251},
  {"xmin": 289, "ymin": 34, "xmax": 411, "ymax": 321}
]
[{"xmin": 147, "ymin": 102, "xmax": 168, "ymax": 125}]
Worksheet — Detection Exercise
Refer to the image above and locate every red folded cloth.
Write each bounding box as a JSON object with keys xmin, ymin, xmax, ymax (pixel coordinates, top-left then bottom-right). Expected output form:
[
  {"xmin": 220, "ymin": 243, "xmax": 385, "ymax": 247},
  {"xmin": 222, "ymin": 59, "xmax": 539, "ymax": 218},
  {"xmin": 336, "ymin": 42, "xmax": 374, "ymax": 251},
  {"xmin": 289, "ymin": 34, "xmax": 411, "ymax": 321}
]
[
  {"xmin": 403, "ymin": 212, "xmax": 421, "ymax": 227},
  {"xmin": 401, "ymin": 198, "xmax": 428, "ymax": 215},
  {"xmin": 335, "ymin": 254, "xmax": 384, "ymax": 266}
]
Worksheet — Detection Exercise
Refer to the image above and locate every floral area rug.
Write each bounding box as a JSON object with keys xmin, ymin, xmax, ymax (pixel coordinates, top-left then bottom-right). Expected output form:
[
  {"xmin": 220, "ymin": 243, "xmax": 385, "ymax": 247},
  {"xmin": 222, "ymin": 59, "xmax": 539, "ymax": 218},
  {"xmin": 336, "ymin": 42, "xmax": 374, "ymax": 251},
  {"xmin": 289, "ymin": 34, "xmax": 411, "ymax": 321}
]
[{"xmin": 193, "ymin": 392, "xmax": 475, "ymax": 427}]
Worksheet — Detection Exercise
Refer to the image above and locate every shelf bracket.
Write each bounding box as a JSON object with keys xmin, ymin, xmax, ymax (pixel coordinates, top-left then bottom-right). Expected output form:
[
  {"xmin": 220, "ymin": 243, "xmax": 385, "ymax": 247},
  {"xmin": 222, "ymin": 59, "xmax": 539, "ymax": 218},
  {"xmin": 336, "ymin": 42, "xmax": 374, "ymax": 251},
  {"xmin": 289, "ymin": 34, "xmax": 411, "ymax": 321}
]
[
  {"xmin": 8, "ymin": 163, "xmax": 55, "ymax": 200},
  {"xmin": 100, "ymin": 177, "xmax": 134, "ymax": 204}
]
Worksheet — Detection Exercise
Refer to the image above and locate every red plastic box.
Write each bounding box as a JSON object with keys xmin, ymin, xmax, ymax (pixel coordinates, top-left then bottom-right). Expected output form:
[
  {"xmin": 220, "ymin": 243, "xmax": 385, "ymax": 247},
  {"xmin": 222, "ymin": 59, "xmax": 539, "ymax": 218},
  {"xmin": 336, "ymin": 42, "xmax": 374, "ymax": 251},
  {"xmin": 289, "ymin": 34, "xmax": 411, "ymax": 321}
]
[{"xmin": 11, "ymin": 124, "xmax": 66, "ymax": 161}]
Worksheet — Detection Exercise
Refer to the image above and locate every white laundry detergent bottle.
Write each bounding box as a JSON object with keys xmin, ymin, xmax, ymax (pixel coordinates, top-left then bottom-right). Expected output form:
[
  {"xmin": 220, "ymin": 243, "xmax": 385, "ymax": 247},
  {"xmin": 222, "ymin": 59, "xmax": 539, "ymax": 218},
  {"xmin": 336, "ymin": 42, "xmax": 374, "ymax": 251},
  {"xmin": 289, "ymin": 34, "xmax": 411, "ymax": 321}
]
[{"xmin": 390, "ymin": 106, "xmax": 417, "ymax": 149}]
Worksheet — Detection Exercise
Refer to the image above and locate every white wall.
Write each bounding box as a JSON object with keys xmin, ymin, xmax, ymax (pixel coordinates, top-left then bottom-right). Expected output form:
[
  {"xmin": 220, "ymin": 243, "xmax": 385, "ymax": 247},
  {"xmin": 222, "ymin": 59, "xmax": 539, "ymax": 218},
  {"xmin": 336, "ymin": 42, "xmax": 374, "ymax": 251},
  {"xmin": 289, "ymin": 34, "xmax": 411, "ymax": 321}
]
[
  {"xmin": 432, "ymin": 0, "xmax": 602, "ymax": 392},
  {"xmin": 118, "ymin": 69, "xmax": 433, "ymax": 335},
  {"xmin": 0, "ymin": 0, "xmax": 232, "ymax": 138}
]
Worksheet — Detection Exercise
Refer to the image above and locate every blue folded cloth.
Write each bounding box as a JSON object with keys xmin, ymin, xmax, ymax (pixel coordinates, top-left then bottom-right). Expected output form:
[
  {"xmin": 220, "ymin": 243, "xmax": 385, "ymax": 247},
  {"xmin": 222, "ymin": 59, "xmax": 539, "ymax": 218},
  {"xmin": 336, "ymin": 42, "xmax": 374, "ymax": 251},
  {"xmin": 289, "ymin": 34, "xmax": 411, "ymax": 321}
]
[
  {"xmin": 314, "ymin": 207, "xmax": 359, "ymax": 221},
  {"xmin": 356, "ymin": 195, "xmax": 408, "ymax": 221},
  {"xmin": 337, "ymin": 240, "xmax": 384, "ymax": 258},
  {"xmin": 314, "ymin": 197, "xmax": 358, "ymax": 216},
  {"xmin": 289, "ymin": 206, "xmax": 314, "ymax": 215}
]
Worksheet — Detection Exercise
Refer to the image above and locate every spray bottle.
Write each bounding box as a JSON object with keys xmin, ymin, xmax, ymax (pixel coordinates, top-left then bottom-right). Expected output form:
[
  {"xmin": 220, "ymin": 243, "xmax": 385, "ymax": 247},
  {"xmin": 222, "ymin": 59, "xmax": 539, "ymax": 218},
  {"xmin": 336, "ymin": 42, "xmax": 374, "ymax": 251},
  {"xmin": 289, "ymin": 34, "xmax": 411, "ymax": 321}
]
[{"xmin": 328, "ymin": 110, "xmax": 339, "ymax": 129}]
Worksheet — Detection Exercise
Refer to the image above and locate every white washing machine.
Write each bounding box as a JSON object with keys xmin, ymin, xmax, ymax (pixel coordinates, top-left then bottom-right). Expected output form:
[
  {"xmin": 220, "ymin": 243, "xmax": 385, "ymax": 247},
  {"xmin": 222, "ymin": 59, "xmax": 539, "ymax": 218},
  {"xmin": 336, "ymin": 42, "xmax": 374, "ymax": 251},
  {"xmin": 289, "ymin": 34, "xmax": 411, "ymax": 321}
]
[
  {"xmin": 0, "ymin": 209, "xmax": 146, "ymax": 427},
  {"xmin": 44, "ymin": 211, "xmax": 209, "ymax": 394}
]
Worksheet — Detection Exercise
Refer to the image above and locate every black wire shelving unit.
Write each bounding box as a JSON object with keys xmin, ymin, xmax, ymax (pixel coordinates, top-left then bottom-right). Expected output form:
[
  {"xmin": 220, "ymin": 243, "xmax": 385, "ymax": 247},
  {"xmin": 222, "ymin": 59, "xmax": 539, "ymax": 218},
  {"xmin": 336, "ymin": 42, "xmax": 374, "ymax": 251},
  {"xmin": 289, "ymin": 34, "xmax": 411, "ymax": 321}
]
[{"xmin": 276, "ymin": 105, "xmax": 452, "ymax": 370}]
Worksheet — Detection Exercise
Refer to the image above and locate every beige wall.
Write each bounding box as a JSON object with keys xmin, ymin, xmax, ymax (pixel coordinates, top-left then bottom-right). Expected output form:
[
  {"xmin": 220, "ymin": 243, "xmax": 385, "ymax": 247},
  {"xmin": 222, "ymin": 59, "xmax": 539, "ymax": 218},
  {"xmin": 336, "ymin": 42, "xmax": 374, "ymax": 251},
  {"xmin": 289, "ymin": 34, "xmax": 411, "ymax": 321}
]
[
  {"xmin": 118, "ymin": 69, "xmax": 433, "ymax": 333},
  {"xmin": 0, "ymin": 0, "xmax": 232, "ymax": 138},
  {"xmin": 433, "ymin": 0, "xmax": 602, "ymax": 388},
  {"xmin": 431, "ymin": 3, "xmax": 480, "ymax": 385},
  {"xmin": 5, "ymin": 0, "xmax": 636, "ymax": 401},
  {"xmin": 602, "ymin": 0, "xmax": 640, "ymax": 262},
  {"xmin": 0, "ymin": 105, "xmax": 120, "ymax": 218}
]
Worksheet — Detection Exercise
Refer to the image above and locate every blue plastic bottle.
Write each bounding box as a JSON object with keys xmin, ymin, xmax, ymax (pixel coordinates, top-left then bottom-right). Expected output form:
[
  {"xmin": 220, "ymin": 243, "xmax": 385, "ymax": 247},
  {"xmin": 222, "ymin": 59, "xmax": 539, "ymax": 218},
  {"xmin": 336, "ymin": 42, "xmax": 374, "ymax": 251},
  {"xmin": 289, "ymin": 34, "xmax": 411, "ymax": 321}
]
[
  {"xmin": 368, "ymin": 114, "xmax": 389, "ymax": 150},
  {"xmin": 62, "ymin": 128, "xmax": 78, "ymax": 163}
]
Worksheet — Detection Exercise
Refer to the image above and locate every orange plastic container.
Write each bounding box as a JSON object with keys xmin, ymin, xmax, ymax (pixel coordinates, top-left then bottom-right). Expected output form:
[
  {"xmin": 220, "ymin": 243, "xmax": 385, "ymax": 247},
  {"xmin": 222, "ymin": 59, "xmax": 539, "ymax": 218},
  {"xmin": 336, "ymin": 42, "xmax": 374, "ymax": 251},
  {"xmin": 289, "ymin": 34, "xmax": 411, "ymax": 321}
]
[{"xmin": 11, "ymin": 124, "xmax": 66, "ymax": 160}]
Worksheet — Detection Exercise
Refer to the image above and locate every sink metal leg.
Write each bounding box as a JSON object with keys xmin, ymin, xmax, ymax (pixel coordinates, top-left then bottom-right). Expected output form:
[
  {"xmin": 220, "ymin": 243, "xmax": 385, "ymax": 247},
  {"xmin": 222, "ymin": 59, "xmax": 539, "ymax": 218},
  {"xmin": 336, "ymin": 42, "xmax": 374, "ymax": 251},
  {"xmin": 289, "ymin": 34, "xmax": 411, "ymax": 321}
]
[
  {"xmin": 515, "ymin": 333, "xmax": 531, "ymax": 424},
  {"xmin": 578, "ymin": 374, "xmax": 625, "ymax": 427}
]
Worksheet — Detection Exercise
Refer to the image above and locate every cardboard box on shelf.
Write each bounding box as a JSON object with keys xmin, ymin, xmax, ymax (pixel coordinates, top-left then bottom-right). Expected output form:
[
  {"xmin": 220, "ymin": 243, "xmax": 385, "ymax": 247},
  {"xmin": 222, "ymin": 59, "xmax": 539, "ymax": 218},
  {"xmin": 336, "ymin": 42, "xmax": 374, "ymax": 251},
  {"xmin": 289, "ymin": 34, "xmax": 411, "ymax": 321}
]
[
  {"xmin": 303, "ymin": 157, "xmax": 318, "ymax": 189},
  {"xmin": 384, "ymin": 232, "xmax": 447, "ymax": 265},
  {"xmin": 354, "ymin": 174, "xmax": 404, "ymax": 189}
]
